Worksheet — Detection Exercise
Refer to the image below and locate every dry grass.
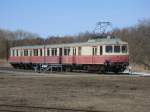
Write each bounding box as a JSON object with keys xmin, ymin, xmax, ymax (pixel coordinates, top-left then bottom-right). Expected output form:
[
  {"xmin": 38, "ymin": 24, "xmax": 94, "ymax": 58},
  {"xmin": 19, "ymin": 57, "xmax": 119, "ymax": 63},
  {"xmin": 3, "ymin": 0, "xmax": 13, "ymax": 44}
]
[{"xmin": 0, "ymin": 73, "xmax": 150, "ymax": 112}]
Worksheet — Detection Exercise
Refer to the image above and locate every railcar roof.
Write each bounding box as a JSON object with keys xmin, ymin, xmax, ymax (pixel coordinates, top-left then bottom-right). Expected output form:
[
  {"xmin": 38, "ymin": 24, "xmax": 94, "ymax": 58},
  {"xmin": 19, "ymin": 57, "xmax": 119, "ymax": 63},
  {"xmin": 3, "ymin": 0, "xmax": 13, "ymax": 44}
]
[
  {"xmin": 11, "ymin": 38, "xmax": 128, "ymax": 49},
  {"xmin": 11, "ymin": 45, "xmax": 45, "ymax": 49}
]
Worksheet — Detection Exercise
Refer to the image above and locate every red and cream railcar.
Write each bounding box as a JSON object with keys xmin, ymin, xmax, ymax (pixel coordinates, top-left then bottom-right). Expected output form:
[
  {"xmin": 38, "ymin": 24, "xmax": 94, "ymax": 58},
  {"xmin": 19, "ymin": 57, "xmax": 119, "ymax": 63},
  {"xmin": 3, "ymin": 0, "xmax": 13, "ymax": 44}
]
[{"xmin": 9, "ymin": 37, "xmax": 129, "ymax": 73}]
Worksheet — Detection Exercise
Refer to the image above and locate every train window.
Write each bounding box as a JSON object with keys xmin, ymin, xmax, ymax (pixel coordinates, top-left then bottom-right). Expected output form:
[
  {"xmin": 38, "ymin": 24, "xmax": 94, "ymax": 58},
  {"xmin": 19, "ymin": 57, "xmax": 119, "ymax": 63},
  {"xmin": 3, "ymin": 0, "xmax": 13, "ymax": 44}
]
[
  {"xmin": 34, "ymin": 49, "xmax": 38, "ymax": 56},
  {"xmin": 20, "ymin": 50, "xmax": 23, "ymax": 56},
  {"xmin": 29, "ymin": 50, "xmax": 32, "ymax": 56},
  {"xmin": 114, "ymin": 46, "xmax": 120, "ymax": 53},
  {"xmin": 100, "ymin": 46, "xmax": 103, "ymax": 55},
  {"xmin": 78, "ymin": 47, "xmax": 82, "ymax": 56},
  {"xmin": 47, "ymin": 48, "xmax": 50, "ymax": 56},
  {"xmin": 122, "ymin": 45, "xmax": 127, "ymax": 53},
  {"xmin": 40, "ymin": 49, "xmax": 42, "ymax": 56},
  {"xmin": 64, "ymin": 49, "xmax": 67, "ymax": 55},
  {"xmin": 73, "ymin": 47, "xmax": 76, "ymax": 56},
  {"xmin": 64, "ymin": 47, "xmax": 70, "ymax": 56},
  {"xmin": 24, "ymin": 49, "xmax": 28, "ymax": 56},
  {"xmin": 12, "ymin": 49, "xmax": 15, "ymax": 56},
  {"xmin": 51, "ymin": 48, "xmax": 57, "ymax": 56},
  {"xmin": 106, "ymin": 46, "xmax": 112, "ymax": 53},
  {"xmin": 92, "ymin": 47, "xmax": 97, "ymax": 56}
]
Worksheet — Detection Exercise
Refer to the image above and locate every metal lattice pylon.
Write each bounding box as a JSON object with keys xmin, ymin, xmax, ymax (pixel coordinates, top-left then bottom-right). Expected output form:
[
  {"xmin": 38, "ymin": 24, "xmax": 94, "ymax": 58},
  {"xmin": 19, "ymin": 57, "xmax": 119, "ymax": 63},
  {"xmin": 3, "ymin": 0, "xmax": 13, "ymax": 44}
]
[{"xmin": 94, "ymin": 21, "xmax": 112, "ymax": 35}]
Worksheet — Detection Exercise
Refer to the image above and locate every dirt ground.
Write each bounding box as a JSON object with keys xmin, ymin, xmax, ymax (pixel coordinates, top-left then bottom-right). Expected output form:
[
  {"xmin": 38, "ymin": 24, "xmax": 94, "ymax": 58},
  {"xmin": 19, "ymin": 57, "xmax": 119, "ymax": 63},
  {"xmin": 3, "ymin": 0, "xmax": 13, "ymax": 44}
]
[{"xmin": 0, "ymin": 71, "xmax": 150, "ymax": 112}]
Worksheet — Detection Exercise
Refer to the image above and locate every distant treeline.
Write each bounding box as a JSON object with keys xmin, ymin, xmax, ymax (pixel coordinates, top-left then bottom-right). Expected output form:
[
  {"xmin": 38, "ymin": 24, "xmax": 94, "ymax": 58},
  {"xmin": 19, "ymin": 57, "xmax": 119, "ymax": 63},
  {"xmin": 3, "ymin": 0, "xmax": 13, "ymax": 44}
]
[{"xmin": 0, "ymin": 19, "xmax": 150, "ymax": 68}]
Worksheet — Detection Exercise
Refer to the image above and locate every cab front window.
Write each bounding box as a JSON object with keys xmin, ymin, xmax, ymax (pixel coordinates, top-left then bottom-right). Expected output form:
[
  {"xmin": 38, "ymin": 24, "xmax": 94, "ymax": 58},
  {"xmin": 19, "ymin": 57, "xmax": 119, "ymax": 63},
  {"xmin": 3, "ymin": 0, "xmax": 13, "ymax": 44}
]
[{"xmin": 114, "ymin": 46, "xmax": 120, "ymax": 53}]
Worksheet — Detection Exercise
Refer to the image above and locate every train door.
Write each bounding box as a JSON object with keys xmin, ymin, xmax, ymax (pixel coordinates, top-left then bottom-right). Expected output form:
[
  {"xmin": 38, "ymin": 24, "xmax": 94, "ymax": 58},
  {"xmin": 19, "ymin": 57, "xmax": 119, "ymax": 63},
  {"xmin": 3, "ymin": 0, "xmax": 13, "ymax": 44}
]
[
  {"xmin": 92, "ymin": 47, "xmax": 97, "ymax": 56},
  {"xmin": 59, "ymin": 48, "xmax": 62, "ymax": 64},
  {"xmin": 73, "ymin": 47, "xmax": 76, "ymax": 64},
  {"xmin": 92, "ymin": 46, "xmax": 97, "ymax": 64}
]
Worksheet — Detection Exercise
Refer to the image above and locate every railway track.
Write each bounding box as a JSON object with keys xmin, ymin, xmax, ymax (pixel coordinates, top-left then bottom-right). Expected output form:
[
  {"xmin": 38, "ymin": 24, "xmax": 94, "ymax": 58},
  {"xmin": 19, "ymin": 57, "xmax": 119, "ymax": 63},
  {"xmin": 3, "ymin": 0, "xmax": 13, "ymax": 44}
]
[
  {"xmin": 0, "ymin": 67, "xmax": 127, "ymax": 75},
  {"xmin": 0, "ymin": 104, "xmax": 110, "ymax": 112}
]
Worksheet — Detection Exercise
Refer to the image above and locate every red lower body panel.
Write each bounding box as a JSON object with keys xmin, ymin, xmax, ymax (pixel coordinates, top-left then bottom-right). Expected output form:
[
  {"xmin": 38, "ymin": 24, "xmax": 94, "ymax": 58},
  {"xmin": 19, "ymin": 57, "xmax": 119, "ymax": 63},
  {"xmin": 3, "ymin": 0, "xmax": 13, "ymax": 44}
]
[
  {"xmin": 9, "ymin": 56, "xmax": 21, "ymax": 63},
  {"xmin": 62, "ymin": 55, "xmax": 129, "ymax": 64},
  {"xmin": 30, "ymin": 56, "xmax": 44, "ymax": 63},
  {"xmin": 9, "ymin": 55, "xmax": 129, "ymax": 64},
  {"xmin": 45, "ymin": 56, "xmax": 59, "ymax": 64}
]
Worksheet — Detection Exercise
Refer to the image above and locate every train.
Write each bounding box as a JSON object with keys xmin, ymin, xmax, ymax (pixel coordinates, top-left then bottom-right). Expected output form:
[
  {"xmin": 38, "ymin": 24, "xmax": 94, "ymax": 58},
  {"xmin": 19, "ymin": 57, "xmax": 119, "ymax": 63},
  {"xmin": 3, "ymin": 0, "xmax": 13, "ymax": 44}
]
[{"xmin": 9, "ymin": 35, "xmax": 129, "ymax": 73}]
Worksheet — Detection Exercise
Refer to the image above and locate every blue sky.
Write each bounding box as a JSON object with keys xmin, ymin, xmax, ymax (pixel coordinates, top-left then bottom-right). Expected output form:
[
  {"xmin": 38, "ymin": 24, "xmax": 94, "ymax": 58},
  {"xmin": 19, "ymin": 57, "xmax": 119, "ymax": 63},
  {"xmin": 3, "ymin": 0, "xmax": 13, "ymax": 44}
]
[{"xmin": 0, "ymin": 0, "xmax": 150, "ymax": 37}]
